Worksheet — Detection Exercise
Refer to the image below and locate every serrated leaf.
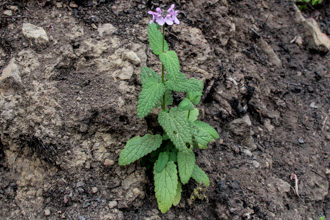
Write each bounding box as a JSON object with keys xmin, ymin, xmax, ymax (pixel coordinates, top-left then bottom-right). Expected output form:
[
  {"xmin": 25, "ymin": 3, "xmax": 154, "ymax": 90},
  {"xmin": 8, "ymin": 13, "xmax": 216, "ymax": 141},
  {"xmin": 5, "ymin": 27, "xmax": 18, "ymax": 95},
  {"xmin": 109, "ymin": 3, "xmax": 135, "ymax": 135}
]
[
  {"xmin": 178, "ymin": 98, "xmax": 195, "ymax": 111},
  {"xmin": 137, "ymin": 79, "xmax": 166, "ymax": 118},
  {"xmin": 159, "ymin": 51, "xmax": 180, "ymax": 77},
  {"xmin": 173, "ymin": 182, "xmax": 182, "ymax": 206},
  {"xmin": 119, "ymin": 134, "xmax": 162, "ymax": 165},
  {"xmin": 177, "ymin": 149, "xmax": 196, "ymax": 184},
  {"xmin": 192, "ymin": 120, "xmax": 219, "ymax": 148},
  {"xmin": 141, "ymin": 67, "xmax": 161, "ymax": 85},
  {"xmin": 155, "ymin": 152, "xmax": 169, "ymax": 173},
  {"xmin": 191, "ymin": 164, "xmax": 210, "ymax": 187},
  {"xmin": 154, "ymin": 161, "xmax": 178, "ymax": 213},
  {"xmin": 194, "ymin": 121, "xmax": 219, "ymax": 139},
  {"xmin": 187, "ymin": 91, "xmax": 202, "ymax": 105},
  {"xmin": 166, "ymin": 76, "xmax": 203, "ymax": 93},
  {"xmin": 148, "ymin": 23, "xmax": 169, "ymax": 55},
  {"xmin": 158, "ymin": 107, "xmax": 192, "ymax": 151}
]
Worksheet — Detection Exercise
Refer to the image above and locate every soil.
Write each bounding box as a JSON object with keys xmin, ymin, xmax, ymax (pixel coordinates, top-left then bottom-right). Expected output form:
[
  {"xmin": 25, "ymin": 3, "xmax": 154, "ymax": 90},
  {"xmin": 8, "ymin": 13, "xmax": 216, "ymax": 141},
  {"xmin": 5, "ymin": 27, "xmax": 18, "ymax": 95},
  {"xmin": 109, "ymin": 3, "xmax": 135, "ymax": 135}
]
[{"xmin": 0, "ymin": 0, "xmax": 329, "ymax": 220}]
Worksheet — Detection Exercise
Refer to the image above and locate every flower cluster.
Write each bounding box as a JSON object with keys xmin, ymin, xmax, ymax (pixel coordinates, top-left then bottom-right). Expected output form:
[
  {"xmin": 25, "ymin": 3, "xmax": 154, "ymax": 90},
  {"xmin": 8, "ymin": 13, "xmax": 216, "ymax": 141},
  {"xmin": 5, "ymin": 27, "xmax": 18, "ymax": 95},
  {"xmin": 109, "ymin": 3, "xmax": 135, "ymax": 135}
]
[{"xmin": 148, "ymin": 4, "xmax": 180, "ymax": 26}]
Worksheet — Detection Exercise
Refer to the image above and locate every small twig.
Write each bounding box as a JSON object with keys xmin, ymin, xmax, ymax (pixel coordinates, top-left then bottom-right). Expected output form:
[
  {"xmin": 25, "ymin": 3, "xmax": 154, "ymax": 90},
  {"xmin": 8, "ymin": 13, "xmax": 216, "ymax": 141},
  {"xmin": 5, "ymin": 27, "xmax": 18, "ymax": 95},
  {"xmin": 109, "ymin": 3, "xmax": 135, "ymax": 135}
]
[
  {"xmin": 290, "ymin": 173, "xmax": 299, "ymax": 197},
  {"xmin": 321, "ymin": 115, "xmax": 328, "ymax": 132}
]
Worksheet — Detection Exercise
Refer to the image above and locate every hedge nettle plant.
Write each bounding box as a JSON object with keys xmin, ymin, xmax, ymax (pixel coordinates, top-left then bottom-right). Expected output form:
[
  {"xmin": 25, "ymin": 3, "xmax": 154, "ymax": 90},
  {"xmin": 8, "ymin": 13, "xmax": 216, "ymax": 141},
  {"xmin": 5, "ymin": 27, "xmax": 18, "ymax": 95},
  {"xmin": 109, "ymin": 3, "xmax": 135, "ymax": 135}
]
[{"xmin": 118, "ymin": 4, "xmax": 219, "ymax": 213}]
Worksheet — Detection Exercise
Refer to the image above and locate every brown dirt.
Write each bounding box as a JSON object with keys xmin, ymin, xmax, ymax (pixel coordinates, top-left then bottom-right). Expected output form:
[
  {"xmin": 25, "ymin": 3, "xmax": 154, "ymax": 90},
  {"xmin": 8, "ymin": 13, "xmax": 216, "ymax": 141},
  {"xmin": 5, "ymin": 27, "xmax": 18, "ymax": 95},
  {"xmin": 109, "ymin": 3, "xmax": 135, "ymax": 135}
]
[{"xmin": 0, "ymin": 0, "xmax": 329, "ymax": 219}]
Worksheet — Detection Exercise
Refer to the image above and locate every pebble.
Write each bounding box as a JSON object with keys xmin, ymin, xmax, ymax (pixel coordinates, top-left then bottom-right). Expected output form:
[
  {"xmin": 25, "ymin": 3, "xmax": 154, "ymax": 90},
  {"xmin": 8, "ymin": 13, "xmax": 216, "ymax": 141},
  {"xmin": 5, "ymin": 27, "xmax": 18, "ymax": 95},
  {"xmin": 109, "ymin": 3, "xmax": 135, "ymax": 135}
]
[
  {"xmin": 44, "ymin": 209, "xmax": 51, "ymax": 216},
  {"xmin": 4, "ymin": 10, "xmax": 13, "ymax": 16},
  {"xmin": 242, "ymin": 149, "xmax": 252, "ymax": 157},
  {"xmin": 310, "ymin": 102, "xmax": 318, "ymax": 109},
  {"xmin": 252, "ymin": 160, "xmax": 260, "ymax": 168},
  {"xmin": 9, "ymin": 6, "xmax": 18, "ymax": 11},
  {"xmin": 78, "ymin": 216, "xmax": 86, "ymax": 220},
  {"xmin": 104, "ymin": 159, "xmax": 115, "ymax": 166},
  {"xmin": 92, "ymin": 187, "xmax": 98, "ymax": 194},
  {"xmin": 298, "ymin": 137, "xmax": 304, "ymax": 144},
  {"xmin": 108, "ymin": 200, "xmax": 118, "ymax": 209},
  {"xmin": 325, "ymin": 168, "xmax": 330, "ymax": 175}
]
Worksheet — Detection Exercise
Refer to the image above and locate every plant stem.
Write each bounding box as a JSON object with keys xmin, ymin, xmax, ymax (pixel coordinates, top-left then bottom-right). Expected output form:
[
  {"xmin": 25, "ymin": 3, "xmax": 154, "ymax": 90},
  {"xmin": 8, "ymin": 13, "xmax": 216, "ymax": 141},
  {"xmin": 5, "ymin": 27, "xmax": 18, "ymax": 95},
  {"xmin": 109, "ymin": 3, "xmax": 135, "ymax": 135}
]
[
  {"xmin": 161, "ymin": 25, "xmax": 166, "ymax": 110},
  {"xmin": 187, "ymin": 110, "xmax": 191, "ymax": 120}
]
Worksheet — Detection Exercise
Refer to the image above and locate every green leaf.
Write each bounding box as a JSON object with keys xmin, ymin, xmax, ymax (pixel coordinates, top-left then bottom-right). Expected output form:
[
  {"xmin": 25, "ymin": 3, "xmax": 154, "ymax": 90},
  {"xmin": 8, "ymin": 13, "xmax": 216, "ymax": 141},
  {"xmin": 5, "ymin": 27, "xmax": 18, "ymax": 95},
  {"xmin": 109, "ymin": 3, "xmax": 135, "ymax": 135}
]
[
  {"xmin": 159, "ymin": 51, "xmax": 180, "ymax": 77},
  {"xmin": 168, "ymin": 151, "xmax": 177, "ymax": 162},
  {"xmin": 173, "ymin": 182, "xmax": 182, "ymax": 206},
  {"xmin": 187, "ymin": 91, "xmax": 202, "ymax": 105},
  {"xmin": 177, "ymin": 149, "xmax": 196, "ymax": 184},
  {"xmin": 166, "ymin": 75, "xmax": 203, "ymax": 93},
  {"xmin": 164, "ymin": 89, "xmax": 173, "ymax": 106},
  {"xmin": 119, "ymin": 134, "xmax": 162, "ymax": 165},
  {"xmin": 192, "ymin": 120, "xmax": 219, "ymax": 148},
  {"xmin": 137, "ymin": 78, "xmax": 166, "ymax": 118},
  {"xmin": 148, "ymin": 23, "xmax": 169, "ymax": 55},
  {"xmin": 141, "ymin": 67, "xmax": 161, "ymax": 85},
  {"xmin": 154, "ymin": 161, "xmax": 178, "ymax": 213},
  {"xmin": 191, "ymin": 164, "xmax": 210, "ymax": 187},
  {"xmin": 188, "ymin": 108, "xmax": 199, "ymax": 122},
  {"xmin": 158, "ymin": 107, "xmax": 192, "ymax": 151},
  {"xmin": 178, "ymin": 98, "xmax": 195, "ymax": 111},
  {"xmin": 155, "ymin": 152, "xmax": 169, "ymax": 173},
  {"xmin": 195, "ymin": 121, "xmax": 219, "ymax": 140}
]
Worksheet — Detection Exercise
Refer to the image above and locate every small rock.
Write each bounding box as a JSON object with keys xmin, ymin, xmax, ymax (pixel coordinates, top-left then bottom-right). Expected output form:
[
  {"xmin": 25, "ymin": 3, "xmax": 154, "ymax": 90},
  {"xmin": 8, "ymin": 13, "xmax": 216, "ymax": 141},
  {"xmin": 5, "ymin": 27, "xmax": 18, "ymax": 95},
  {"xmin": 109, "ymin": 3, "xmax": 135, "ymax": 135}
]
[
  {"xmin": 9, "ymin": 6, "xmax": 19, "ymax": 11},
  {"xmin": 108, "ymin": 200, "xmax": 118, "ymax": 209},
  {"xmin": 310, "ymin": 102, "xmax": 318, "ymax": 109},
  {"xmin": 3, "ymin": 10, "xmax": 12, "ymax": 16},
  {"xmin": 78, "ymin": 217, "xmax": 86, "ymax": 220},
  {"xmin": 302, "ymin": 18, "xmax": 330, "ymax": 53},
  {"xmin": 228, "ymin": 115, "xmax": 252, "ymax": 136},
  {"xmin": 22, "ymin": 23, "xmax": 49, "ymax": 45},
  {"xmin": 264, "ymin": 119, "xmax": 274, "ymax": 132},
  {"xmin": 44, "ymin": 209, "xmax": 51, "ymax": 216},
  {"xmin": 98, "ymin": 23, "xmax": 117, "ymax": 37},
  {"xmin": 0, "ymin": 58, "xmax": 22, "ymax": 90},
  {"xmin": 92, "ymin": 187, "xmax": 98, "ymax": 194},
  {"xmin": 104, "ymin": 159, "xmax": 114, "ymax": 166},
  {"xmin": 118, "ymin": 65, "xmax": 134, "ymax": 80},
  {"xmin": 259, "ymin": 38, "xmax": 282, "ymax": 67},
  {"xmin": 252, "ymin": 160, "xmax": 260, "ymax": 168},
  {"xmin": 298, "ymin": 137, "xmax": 304, "ymax": 144},
  {"xmin": 276, "ymin": 178, "xmax": 291, "ymax": 193},
  {"xmin": 123, "ymin": 51, "xmax": 141, "ymax": 65},
  {"xmin": 295, "ymin": 36, "xmax": 303, "ymax": 46},
  {"xmin": 242, "ymin": 149, "xmax": 252, "ymax": 157},
  {"xmin": 91, "ymin": 23, "xmax": 97, "ymax": 30},
  {"xmin": 325, "ymin": 168, "xmax": 330, "ymax": 175}
]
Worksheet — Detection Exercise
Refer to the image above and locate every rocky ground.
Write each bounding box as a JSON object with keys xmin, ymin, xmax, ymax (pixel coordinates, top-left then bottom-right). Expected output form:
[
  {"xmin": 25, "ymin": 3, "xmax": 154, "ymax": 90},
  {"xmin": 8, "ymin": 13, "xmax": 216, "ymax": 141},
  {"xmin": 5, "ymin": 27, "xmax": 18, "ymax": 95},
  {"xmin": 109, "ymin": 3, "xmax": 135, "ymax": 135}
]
[{"xmin": 0, "ymin": 0, "xmax": 329, "ymax": 219}]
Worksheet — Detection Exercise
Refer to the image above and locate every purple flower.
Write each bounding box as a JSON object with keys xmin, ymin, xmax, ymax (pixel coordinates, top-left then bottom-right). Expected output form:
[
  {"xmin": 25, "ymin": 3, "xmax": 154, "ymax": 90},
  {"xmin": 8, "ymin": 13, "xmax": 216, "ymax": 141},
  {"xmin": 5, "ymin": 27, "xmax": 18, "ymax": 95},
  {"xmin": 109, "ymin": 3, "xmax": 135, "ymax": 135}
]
[
  {"xmin": 148, "ymin": 7, "xmax": 165, "ymax": 26},
  {"xmin": 148, "ymin": 4, "xmax": 180, "ymax": 26},
  {"xmin": 166, "ymin": 4, "xmax": 180, "ymax": 25}
]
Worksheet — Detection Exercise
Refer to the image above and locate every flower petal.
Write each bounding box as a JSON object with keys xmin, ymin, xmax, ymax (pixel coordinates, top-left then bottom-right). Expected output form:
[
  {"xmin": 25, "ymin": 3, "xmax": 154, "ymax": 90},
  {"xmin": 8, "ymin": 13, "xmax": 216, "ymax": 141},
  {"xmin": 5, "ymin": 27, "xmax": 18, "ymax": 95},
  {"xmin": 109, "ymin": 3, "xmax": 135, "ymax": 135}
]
[
  {"xmin": 156, "ymin": 7, "xmax": 162, "ymax": 14},
  {"xmin": 156, "ymin": 17, "xmax": 165, "ymax": 26},
  {"xmin": 174, "ymin": 16, "xmax": 180, "ymax": 24},
  {"xmin": 167, "ymin": 4, "xmax": 175, "ymax": 12},
  {"xmin": 165, "ymin": 15, "xmax": 174, "ymax": 25}
]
